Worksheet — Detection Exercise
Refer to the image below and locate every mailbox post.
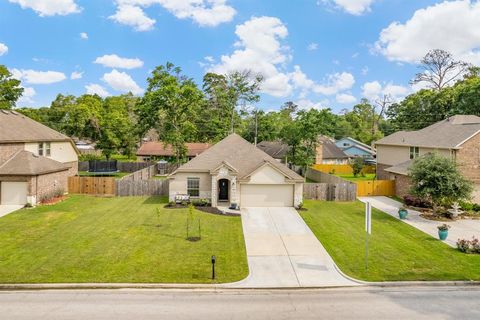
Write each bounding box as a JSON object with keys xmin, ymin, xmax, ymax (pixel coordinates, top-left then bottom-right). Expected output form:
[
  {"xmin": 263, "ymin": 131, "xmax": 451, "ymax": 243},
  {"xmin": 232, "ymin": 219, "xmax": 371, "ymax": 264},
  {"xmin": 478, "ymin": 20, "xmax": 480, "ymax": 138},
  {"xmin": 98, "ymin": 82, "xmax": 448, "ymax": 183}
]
[{"xmin": 211, "ymin": 255, "xmax": 216, "ymax": 280}]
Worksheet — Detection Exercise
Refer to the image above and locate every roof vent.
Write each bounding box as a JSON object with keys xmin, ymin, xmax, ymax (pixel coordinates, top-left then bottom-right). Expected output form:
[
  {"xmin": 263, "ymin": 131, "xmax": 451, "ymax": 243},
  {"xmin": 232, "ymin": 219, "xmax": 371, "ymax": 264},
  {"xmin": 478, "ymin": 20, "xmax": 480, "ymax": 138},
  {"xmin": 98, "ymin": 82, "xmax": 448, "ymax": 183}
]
[
  {"xmin": 11, "ymin": 110, "xmax": 19, "ymax": 115},
  {"xmin": 33, "ymin": 154, "xmax": 39, "ymax": 158},
  {"xmin": 1, "ymin": 110, "xmax": 9, "ymax": 114}
]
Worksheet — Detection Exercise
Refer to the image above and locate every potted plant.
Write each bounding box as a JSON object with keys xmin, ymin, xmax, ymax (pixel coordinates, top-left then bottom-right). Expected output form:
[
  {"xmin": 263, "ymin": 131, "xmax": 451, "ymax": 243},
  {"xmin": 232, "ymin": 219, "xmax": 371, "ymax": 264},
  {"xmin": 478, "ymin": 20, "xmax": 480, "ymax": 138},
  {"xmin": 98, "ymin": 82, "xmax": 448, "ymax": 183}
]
[
  {"xmin": 437, "ymin": 224, "xmax": 450, "ymax": 240},
  {"xmin": 398, "ymin": 206, "xmax": 408, "ymax": 219}
]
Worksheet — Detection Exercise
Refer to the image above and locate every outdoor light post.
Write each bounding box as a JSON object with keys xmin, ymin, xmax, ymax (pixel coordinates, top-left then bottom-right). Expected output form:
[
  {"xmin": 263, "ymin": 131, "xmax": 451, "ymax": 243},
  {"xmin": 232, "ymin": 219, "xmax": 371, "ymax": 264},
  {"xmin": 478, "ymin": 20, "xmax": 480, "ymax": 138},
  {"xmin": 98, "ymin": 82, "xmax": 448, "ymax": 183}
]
[{"xmin": 211, "ymin": 255, "xmax": 216, "ymax": 280}]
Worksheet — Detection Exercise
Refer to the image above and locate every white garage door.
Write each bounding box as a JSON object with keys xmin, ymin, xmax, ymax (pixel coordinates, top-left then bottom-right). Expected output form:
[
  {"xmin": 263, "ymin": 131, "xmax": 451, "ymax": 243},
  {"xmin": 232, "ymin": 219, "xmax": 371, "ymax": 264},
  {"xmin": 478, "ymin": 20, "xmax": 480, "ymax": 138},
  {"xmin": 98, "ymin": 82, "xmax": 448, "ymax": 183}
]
[
  {"xmin": 1, "ymin": 182, "xmax": 28, "ymax": 205},
  {"xmin": 241, "ymin": 184, "xmax": 294, "ymax": 207}
]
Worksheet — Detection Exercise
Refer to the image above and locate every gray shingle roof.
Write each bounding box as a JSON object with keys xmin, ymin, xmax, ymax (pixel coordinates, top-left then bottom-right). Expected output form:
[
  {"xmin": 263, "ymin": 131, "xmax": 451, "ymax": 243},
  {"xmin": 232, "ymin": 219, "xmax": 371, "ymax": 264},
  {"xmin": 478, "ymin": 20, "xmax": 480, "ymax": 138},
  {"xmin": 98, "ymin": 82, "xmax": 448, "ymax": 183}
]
[
  {"xmin": 384, "ymin": 159, "xmax": 413, "ymax": 176},
  {"xmin": 256, "ymin": 141, "xmax": 290, "ymax": 159},
  {"xmin": 376, "ymin": 115, "xmax": 480, "ymax": 149},
  {"xmin": 173, "ymin": 134, "xmax": 304, "ymax": 181},
  {"xmin": 319, "ymin": 136, "xmax": 349, "ymax": 159},
  {"xmin": 0, "ymin": 151, "xmax": 70, "ymax": 176},
  {"xmin": 0, "ymin": 110, "xmax": 70, "ymax": 143}
]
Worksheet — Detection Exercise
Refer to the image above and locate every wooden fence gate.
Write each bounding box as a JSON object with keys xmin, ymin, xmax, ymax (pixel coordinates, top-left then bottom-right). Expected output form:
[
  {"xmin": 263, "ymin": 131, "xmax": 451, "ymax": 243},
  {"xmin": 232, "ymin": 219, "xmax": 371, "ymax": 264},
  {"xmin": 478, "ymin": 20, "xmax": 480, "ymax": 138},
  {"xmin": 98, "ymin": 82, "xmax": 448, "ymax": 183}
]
[{"xmin": 356, "ymin": 180, "xmax": 395, "ymax": 196}]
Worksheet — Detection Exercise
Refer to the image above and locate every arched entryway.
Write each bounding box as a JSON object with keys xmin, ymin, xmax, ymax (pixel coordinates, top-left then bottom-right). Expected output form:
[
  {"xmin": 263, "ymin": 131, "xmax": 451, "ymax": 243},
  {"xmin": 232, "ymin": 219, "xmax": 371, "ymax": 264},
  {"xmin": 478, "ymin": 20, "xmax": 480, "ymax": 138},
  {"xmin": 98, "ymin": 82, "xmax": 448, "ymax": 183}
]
[{"xmin": 218, "ymin": 179, "xmax": 229, "ymax": 202}]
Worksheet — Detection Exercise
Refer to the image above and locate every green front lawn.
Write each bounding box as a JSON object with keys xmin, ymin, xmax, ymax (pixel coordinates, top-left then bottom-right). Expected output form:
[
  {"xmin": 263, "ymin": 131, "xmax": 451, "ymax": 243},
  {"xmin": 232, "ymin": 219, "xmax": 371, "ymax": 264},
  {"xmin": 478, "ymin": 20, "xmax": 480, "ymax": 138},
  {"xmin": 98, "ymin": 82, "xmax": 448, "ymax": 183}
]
[
  {"xmin": 335, "ymin": 173, "xmax": 376, "ymax": 181},
  {"xmin": 301, "ymin": 200, "xmax": 480, "ymax": 281},
  {"xmin": 0, "ymin": 195, "xmax": 247, "ymax": 283}
]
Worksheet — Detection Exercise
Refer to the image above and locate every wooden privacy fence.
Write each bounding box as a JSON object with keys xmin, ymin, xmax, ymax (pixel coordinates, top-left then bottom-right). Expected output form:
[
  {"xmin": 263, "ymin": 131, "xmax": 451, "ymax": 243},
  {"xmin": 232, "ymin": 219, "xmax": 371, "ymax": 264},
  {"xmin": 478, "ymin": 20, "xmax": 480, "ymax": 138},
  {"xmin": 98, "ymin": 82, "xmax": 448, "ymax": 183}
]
[
  {"xmin": 304, "ymin": 183, "xmax": 357, "ymax": 201},
  {"xmin": 116, "ymin": 179, "xmax": 169, "ymax": 197},
  {"xmin": 68, "ymin": 176, "xmax": 116, "ymax": 196},
  {"xmin": 356, "ymin": 180, "xmax": 395, "ymax": 196},
  {"xmin": 120, "ymin": 164, "xmax": 157, "ymax": 182},
  {"xmin": 312, "ymin": 164, "xmax": 376, "ymax": 175},
  {"xmin": 304, "ymin": 168, "xmax": 357, "ymax": 201}
]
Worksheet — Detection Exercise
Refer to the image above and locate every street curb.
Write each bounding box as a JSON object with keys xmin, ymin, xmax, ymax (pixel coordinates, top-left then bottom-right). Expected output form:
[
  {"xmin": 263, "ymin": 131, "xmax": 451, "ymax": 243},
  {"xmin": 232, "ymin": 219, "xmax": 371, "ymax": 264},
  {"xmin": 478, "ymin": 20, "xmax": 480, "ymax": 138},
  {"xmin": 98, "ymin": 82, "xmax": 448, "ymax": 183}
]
[{"xmin": 1, "ymin": 280, "xmax": 479, "ymax": 291}]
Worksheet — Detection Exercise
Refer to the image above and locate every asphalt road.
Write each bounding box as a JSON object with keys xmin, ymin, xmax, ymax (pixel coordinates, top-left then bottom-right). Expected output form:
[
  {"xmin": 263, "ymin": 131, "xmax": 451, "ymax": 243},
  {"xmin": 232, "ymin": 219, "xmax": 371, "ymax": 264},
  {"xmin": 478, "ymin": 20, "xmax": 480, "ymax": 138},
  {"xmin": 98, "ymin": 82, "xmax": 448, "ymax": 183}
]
[{"xmin": 1, "ymin": 286, "xmax": 479, "ymax": 320}]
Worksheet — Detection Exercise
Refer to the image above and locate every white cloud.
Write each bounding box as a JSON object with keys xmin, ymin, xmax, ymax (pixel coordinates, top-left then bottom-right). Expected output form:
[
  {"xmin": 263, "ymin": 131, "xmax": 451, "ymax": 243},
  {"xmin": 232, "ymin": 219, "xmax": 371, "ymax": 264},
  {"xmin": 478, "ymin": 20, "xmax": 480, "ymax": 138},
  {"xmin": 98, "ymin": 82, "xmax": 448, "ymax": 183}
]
[
  {"xmin": 361, "ymin": 66, "xmax": 369, "ymax": 75},
  {"xmin": 80, "ymin": 32, "xmax": 88, "ymax": 40},
  {"xmin": 296, "ymin": 99, "xmax": 326, "ymax": 110},
  {"xmin": 18, "ymin": 86, "xmax": 36, "ymax": 104},
  {"xmin": 109, "ymin": 4, "xmax": 156, "ymax": 31},
  {"xmin": 307, "ymin": 43, "xmax": 319, "ymax": 51},
  {"xmin": 94, "ymin": 54, "xmax": 144, "ymax": 69},
  {"xmin": 85, "ymin": 84, "xmax": 110, "ymax": 97},
  {"xmin": 362, "ymin": 80, "xmax": 411, "ymax": 101},
  {"xmin": 0, "ymin": 43, "xmax": 8, "ymax": 56},
  {"xmin": 110, "ymin": 0, "xmax": 235, "ymax": 30},
  {"xmin": 313, "ymin": 72, "xmax": 355, "ymax": 95},
  {"xmin": 101, "ymin": 69, "xmax": 143, "ymax": 95},
  {"xmin": 11, "ymin": 69, "xmax": 66, "ymax": 84},
  {"xmin": 8, "ymin": 0, "xmax": 81, "ymax": 16},
  {"xmin": 210, "ymin": 16, "xmax": 292, "ymax": 97},
  {"xmin": 375, "ymin": 0, "xmax": 480, "ymax": 64},
  {"xmin": 336, "ymin": 93, "xmax": 356, "ymax": 104},
  {"xmin": 321, "ymin": 0, "xmax": 375, "ymax": 15},
  {"xmin": 70, "ymin": 71, "xmax": 83, "ymax": 80}
]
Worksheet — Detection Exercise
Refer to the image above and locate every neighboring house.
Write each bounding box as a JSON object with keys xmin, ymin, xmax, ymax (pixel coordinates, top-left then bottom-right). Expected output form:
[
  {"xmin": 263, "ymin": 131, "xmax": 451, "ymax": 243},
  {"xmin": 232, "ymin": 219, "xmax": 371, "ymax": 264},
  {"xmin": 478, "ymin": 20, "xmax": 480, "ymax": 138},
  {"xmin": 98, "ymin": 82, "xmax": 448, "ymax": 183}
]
[
  {"xmin": 375, "ymin": 115, "xmax": 480, "ymax": 201},
  {"xmin": 74, "ymin": 139, "xmax": 99, "ymax": 156},
  {"xmin": 256, "ymin": 141, "xmax": 290, "ymax": 163},
  {"xmin": 0, "ymin": 110, "xmax": 79, "ymax": 206},
  {"xmin": 336, "ymin": 137, "xmax": 376, "ymax": 159},
  {"xmin": 168, "ymin": 134, "xmax": 304, "ymax": 208},
  {"xmin": 316, "ymin": 136, "xmax": 350, "ymax": 164},
  {"xmin": 136, "ymin": 142, "xmax": 211, "ymax": 162}
]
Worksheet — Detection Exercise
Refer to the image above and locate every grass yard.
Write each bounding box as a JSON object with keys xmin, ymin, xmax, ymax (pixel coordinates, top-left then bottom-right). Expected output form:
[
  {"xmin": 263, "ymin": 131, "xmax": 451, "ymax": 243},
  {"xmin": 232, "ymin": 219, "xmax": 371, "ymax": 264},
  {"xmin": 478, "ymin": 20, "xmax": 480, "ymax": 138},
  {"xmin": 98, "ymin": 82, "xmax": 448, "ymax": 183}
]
[
  {"xmin": 301, "ymin": 200, "xmax": 480, "ymax": 281},
  {"xmin": 0, "ymin": 195, "xmax": 247, "ymax": 284},
  {"xmin": 78, "ymin": 171, "xmax": 130, "ymax": 179},
  {"xmin": 335, "ymin": 173, "xmax": 376, "ymax": 182}
]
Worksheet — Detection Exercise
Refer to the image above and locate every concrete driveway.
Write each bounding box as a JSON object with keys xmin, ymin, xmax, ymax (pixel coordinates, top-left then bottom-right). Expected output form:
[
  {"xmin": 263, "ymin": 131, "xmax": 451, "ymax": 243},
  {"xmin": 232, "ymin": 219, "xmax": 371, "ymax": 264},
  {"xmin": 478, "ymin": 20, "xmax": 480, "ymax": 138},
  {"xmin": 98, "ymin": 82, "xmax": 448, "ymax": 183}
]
[
  {"xmin": 228, "ymin": 207, "xmax": 358, "ymax": 288},
  {"xmin": 0, "ymin": 205, "xmax": 23, "ymax": 218}
]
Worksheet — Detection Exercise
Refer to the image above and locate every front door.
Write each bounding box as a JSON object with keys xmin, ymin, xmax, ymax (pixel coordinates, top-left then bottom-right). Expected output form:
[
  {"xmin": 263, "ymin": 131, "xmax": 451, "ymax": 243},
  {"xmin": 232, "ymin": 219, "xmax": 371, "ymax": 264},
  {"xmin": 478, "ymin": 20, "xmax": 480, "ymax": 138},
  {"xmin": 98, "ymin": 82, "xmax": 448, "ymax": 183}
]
[{"xmin": 218, "ymin": 179, "xmax": 229, "ymax": 201}]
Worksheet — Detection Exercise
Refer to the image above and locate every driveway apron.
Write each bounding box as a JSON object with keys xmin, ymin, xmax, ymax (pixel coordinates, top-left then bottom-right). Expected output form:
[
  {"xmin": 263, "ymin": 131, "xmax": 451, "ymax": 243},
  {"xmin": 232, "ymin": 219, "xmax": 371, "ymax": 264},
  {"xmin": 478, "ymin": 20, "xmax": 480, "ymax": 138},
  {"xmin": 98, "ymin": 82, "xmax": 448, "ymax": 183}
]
[
  {"xmin": 227, "ymin": 207, "xmax": 358, "ymax": 288},
  {"xmin": 0, "ymin": 205, "xmax": 23, "ymax": 218}
]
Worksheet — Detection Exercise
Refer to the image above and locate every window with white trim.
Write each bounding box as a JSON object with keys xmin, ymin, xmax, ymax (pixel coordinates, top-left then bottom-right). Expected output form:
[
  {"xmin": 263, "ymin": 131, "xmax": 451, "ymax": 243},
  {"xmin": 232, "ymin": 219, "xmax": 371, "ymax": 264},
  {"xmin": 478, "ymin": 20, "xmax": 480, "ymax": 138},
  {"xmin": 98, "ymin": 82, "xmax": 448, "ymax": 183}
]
[
  {"xmin": 409, "ymin": 146, "xmax": 419, "ymax": 159},
  {"xmin": 187, "ymin": 177, "xmax": 200, "ymax": 197}
]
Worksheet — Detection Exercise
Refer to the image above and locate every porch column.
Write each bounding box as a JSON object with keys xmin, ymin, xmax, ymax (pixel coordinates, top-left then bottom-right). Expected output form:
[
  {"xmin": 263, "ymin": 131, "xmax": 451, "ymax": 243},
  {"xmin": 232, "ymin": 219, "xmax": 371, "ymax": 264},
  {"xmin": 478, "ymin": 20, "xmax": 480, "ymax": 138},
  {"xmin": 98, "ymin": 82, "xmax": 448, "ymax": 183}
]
[{"xmin": 211, "ymin": 175, "xmax": 217, "ymax": 207}]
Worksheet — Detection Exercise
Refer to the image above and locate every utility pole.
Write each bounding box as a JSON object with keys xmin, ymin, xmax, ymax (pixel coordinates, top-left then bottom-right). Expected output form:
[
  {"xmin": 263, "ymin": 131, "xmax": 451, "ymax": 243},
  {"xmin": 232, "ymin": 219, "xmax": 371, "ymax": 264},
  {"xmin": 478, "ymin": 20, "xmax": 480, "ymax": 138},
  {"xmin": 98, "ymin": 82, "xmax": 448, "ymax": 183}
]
[{"xmin": 254, "ymin": 109, "xmax": 258, "ymax": 146}]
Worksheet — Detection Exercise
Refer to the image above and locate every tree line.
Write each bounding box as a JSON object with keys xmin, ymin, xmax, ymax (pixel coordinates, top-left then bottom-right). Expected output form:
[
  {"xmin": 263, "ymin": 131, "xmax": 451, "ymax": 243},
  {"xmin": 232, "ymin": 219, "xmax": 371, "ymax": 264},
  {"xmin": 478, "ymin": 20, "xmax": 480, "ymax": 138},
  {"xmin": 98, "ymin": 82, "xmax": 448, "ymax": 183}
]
[{"xmin": 0, "ymin": 49, "xmax": 479, "ymax": 166}]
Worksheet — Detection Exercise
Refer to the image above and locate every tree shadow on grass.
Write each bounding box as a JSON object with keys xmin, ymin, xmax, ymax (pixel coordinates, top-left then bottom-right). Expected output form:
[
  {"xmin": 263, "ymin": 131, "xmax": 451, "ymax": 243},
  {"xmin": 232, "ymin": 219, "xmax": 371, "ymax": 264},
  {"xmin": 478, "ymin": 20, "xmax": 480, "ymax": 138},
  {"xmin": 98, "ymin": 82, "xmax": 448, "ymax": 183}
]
[{"xmin": 142, "ymin": 196, "xmax": 168, "ymax": 204}]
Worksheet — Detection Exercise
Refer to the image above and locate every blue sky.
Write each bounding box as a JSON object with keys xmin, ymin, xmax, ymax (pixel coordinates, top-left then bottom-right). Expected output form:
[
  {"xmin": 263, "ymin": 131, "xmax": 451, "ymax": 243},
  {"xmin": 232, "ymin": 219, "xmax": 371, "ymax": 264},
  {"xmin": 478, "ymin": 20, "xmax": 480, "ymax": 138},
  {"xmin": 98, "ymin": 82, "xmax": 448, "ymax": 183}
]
[{"xmin": 1, "ymin": 0, "xmax": 479, "ymax": 112}]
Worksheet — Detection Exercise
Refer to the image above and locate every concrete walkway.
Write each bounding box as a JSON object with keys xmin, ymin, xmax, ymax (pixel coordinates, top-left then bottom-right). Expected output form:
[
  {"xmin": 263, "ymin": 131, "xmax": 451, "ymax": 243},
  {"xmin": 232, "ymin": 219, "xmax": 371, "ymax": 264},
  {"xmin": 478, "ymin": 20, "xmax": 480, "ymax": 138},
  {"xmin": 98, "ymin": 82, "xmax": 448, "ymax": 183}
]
[
  {"xmin": 227, "ymin": 207, "xmax": 358, "ymax": 288},
  {"xmin": 0, "ymin": 205, "xmax": 23, "ymax": 218},
  {"xmin": 358, "ymin": 196, "xmax": 480, "ymax": 248}
]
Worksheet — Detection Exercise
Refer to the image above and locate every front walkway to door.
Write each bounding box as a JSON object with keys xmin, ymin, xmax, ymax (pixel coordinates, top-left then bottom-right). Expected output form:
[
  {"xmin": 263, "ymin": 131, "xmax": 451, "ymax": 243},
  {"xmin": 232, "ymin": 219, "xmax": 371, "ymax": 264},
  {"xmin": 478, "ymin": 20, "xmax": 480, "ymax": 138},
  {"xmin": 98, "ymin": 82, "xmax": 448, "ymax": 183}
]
[{"xmin": 226, "ymin": 207, "xmax": 358, "ymax": 288}]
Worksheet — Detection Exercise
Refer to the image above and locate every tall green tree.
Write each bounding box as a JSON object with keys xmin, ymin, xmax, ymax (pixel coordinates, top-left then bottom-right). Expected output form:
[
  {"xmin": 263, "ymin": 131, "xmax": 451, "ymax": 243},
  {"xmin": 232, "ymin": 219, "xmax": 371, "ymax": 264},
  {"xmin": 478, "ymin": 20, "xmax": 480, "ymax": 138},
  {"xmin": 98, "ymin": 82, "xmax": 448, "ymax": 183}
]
[
  {"xmin": 0, "ymin": 65, "xmax": 24, "ymax": 109},
  {"xmin": 137, "ymin": 62, "xmax": 205, "ymax": 163}
]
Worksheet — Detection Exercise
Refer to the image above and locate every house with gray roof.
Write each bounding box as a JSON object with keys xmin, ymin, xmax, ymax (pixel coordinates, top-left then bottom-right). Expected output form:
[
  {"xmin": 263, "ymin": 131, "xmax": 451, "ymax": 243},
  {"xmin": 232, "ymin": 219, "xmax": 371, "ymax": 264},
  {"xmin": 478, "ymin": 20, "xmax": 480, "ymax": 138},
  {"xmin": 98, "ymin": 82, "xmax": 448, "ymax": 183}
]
[
  {"xmin": 168, "ymin": 134, "xmax": 304, "ymax": 208},
  {"xmin": 0, "ymin": 110, "xmax": 78, "ymax": 206},
  {"xmin": 256, "ymin": 141, "xmax": 290, "ymax": 163},
  {"xmin": 375, "ymin": 115, "xmax": 480, "ymax": 201},
  {"xmin": 315, "ymin": 136, "xmax": 350, "ymax": 164},
  {"xmin": 336, "ymin": 137, "xmax": 376, "ymax": 159}
]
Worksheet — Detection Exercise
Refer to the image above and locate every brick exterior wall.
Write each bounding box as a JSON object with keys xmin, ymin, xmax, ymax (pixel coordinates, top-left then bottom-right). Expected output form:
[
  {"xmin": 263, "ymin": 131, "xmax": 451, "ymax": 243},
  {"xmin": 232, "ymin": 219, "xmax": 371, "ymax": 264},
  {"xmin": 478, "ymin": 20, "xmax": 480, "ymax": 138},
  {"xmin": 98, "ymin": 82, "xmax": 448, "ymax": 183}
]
[
  {"xmin": 394, "ymin": 174, "xmax": 411, "ymax": 198},
  {"xmin": 456, "ymin": 132, "xmax": 480, "ymax": 183},
  {"xmin": 376, "ymin": 163, "xmax": 394, "ymax": 180},
  {"xmin": 0, "ymin": 143, "xmax": 23, "ymax": 164},
  {"xmin": 30, "ymin": 170, "xmax": 70, "ymax": 202},
  {"xmin": 64, "ymin": 161, "xmax": 78, "ymax": 176},
  {"xmin": 315, "ymin": 144, "xmax": 323, "ymax": 164}
]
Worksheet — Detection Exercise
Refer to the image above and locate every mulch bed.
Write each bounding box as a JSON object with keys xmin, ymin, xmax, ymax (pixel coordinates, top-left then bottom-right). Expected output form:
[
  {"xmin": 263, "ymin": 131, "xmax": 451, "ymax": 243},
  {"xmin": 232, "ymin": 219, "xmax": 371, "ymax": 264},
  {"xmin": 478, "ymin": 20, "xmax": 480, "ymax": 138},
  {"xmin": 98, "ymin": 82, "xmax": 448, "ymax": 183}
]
[{"xmin": 40, "ymin": 195, "xmax": 67, "ymax": 206}]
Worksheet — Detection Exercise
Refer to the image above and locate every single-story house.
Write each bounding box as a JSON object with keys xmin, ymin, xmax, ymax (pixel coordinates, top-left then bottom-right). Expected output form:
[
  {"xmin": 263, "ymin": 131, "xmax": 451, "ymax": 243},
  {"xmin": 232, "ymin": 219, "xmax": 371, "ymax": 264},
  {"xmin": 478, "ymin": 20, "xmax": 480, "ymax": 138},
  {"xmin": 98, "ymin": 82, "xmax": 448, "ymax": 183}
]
[
  {"xmin": 256, "ymin": 141, "xmax": 290, "ymax": 163},
  {"xmin": 316, "ymin": 136, "xmax": 350, "ymax": 164},
  {"xmin": 376, "ymin": 115, "xmax": 480, "ymax": 202},
  {"xmin": 0, "ymin": 110, "xmax": 79, "ymax": 206},
  {"xmin": 336, "ymin": 137, "xmax": 376, "ymax": 159},
  {"xmin": 136, "ymin": 141, "xmax": 210, "ymax": 162},
  {"xmin": 168, "ymin": 134, "xmax": 304, "ymax": 208}
]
